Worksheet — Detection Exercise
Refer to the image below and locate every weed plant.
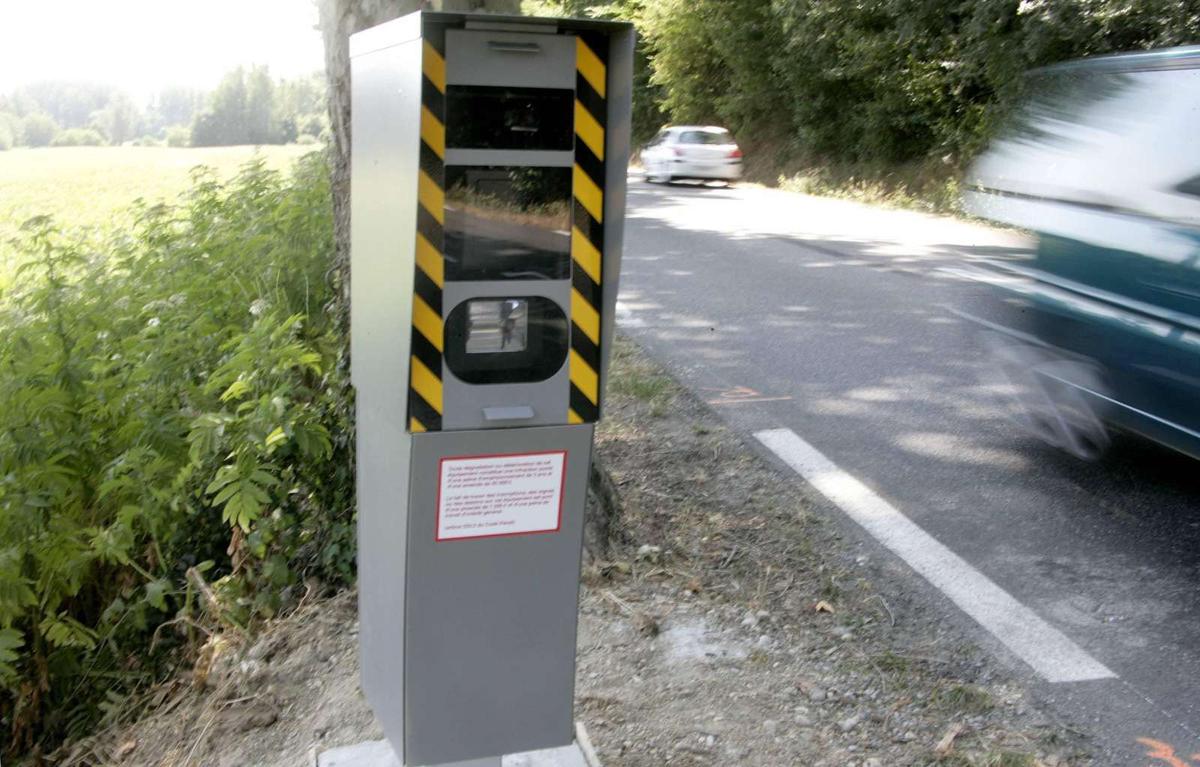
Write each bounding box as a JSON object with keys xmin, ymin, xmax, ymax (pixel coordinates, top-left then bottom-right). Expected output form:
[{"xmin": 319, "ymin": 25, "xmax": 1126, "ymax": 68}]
[{"xmin": 0, "ymin": 153, "xmax": 354, "ymax": 758}]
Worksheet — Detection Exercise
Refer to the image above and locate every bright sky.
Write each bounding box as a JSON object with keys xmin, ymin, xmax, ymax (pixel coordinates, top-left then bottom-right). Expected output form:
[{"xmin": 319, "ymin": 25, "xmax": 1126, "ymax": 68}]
[{"xmin": 0, "ymin": 0, "xmax": 325, "ymax": 102}]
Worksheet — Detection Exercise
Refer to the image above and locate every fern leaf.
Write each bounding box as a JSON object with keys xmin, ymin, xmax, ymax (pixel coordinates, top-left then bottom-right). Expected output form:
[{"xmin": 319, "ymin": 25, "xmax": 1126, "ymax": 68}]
[
  {"xmin": 0, "ymin": 628, "xmax": 24, "ymax": 687},
  {"xmin": 39, "ymin": 613, "xmax": 98, "ymax": 650}
]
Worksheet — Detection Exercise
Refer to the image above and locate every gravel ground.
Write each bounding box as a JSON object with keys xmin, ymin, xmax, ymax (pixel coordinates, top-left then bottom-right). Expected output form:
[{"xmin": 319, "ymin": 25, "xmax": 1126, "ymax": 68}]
[{"xmin": 61, "ymin": 337, "xmax": 1093, "ymax": 767}]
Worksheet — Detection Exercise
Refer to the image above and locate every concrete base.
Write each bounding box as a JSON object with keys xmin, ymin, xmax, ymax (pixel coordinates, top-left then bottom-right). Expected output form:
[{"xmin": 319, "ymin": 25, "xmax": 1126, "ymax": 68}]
[{"xmin": 317, "ymin": 724, "xmax": 602, "ymax": 767}]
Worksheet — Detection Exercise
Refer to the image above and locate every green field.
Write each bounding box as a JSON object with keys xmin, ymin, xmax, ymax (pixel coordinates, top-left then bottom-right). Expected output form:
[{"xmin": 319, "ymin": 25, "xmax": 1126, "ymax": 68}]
[{"xmin": 0, "ymin": 145, "xmax": 317, "ymax": 275}]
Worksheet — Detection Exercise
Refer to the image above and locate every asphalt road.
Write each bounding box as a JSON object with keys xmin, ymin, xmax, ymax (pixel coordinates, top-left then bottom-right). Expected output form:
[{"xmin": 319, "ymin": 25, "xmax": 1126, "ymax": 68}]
[{"xmin": 616, "ymin": 177, "xmax": 1200, "ymax": 766}]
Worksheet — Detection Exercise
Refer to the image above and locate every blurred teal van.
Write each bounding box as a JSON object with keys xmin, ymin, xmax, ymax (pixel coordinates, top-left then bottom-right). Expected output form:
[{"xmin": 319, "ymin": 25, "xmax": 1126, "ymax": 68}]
[{"xmin": 964, "ymin": 46, "xmax": 1200, "ymax": 460}]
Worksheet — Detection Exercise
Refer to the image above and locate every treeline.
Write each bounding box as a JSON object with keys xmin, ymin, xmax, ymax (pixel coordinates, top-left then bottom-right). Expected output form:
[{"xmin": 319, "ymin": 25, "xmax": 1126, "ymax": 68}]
[
  {"xmin": 0, "ymin": 82, "xmax": 152, "ymax": 149},
  {"xmin": 191, "ymin": 66, "xmax": 327, "ymax": 147},
  {"xmin": 0, "ymin": 68, "xmax": 327, "ymax": 150},
  {"xmin": 532, "ymin": 0, "xmax": 1200, "ymax": 175}
]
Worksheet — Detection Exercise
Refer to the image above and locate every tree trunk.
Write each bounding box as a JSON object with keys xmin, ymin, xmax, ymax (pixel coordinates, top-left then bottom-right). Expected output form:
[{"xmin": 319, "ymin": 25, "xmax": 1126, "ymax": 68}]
[
  {"xmin": 584, "ymin": 459, "xmax": 622, "ymax": 563},
  {"xmin": 318, "ymin": 0, "xmax": 523, "ymax": 326},
  {"xmin": 318, "ymin": 0, "xmax": 418, "ymax": 330}
]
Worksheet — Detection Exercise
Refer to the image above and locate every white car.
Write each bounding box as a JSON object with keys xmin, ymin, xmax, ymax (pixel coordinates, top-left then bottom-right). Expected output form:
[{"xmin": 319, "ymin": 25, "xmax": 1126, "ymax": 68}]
[{"xmin": 641, "ymin": 126, "xmax": 743, "ymax": 185}]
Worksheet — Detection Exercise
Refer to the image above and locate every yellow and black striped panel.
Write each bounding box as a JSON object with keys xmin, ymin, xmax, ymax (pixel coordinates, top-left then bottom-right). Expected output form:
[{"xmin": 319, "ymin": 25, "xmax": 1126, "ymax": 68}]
[
  {"xmin": 409, "ymin": 25, "xmax": 447, "ymax": 433},
  {"xmin": 569, "ymin": 32, "xmax": 608, "ymax": 425}
]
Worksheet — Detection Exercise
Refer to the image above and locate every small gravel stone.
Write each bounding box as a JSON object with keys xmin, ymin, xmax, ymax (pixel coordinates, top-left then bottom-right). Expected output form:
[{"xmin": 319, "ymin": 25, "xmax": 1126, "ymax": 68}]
[{"xmin": 237, "ymin": 703, "xmax": 279, "ymax": 733}]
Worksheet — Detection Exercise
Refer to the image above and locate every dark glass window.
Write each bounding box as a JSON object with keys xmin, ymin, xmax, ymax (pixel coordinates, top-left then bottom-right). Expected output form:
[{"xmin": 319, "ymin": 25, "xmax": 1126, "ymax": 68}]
[
  {"xmin": 444, "ymin": 166, "xmax": 571, "ymax": 281},
  {"xmin": 1177, "ymin": 175, "xmax": 1200, "ymax": 198},
  {"xmin": 445, "ymin": 297, "xmax": 568, "ymax": 384},
  {"xmin": 446, "ymin": 86, "xmax": 574, "ymax": 151},
  {"xmin": 679, "ymin": 129, "xmax": 733, "ymax": 145},
  {"xmin": 463, "ymin": 299, "xmax": 530, "ymax": 354}
]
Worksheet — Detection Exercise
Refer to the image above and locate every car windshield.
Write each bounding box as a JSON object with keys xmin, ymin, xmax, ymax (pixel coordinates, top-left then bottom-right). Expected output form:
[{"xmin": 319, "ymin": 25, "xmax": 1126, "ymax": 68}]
[{"xmin": 679, "ymin": 130, "xmax": 733, "ymax": 145}]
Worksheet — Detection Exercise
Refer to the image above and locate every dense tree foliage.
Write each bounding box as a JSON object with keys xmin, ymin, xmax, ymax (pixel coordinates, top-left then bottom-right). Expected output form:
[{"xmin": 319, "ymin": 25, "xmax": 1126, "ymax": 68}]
[
  {"xmin": 144, "ymin": 86, "xmax": 206, "ymax": 136},
  {"xmin": 533, "ymin": 0, "xmax": 1200, "ymax": 168},
  {"xmin": 0, "ymin": 113, "xmax": 16, "ymax": 151},
  {"xmin": 19, "ymin": 112, "xmax": 60, "ymax": 148},
  {"xmin": 0, "ymin": 82, "xmax": 141, "ymax": 148},
  {"xmin": 87, "ymin": 92, "xmax": 142, "ymax": 145},
  {"xmin": 192, "ymin": 67, "xmax": 328, "ymax": 147},
  {"xmin": 0, "ymin": 71, "xmax": 326, "ymax": 150},
  {"xmin": 9, "ymin": 82, "xmax": 118, "ymax": 132}
]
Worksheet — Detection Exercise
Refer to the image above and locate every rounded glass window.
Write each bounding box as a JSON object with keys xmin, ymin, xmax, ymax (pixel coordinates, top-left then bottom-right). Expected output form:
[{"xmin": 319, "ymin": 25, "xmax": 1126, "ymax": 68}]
[{"xmin": 444, "ymin": 297, "xmax": 568, "ymax": 384}]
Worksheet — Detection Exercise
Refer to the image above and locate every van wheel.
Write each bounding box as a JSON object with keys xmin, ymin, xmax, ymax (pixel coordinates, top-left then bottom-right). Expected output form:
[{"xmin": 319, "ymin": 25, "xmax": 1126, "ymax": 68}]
[
  {"xmin": 1032, "ymin": 361, "xmax": 1111, "ymax": 461},
  {"xmin": 981, "ymin": 335, "xmax": 1110, "ymax": 461}
]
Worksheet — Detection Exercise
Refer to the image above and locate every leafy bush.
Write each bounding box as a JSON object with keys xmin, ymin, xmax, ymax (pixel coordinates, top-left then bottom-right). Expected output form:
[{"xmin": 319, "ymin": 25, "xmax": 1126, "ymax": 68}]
[
  {"xmin": 20, "ymin": 112, "xmax": 60, "ymax": 148},
  {"xmin": 543, "ymin": 0, "xmax": 1200, "ymax": 170},
  {"xmin": 298, "ymin": 114, "xmax": 327, "ymax": 139},
  {"xmin": 50, "ymin": 127, "xmax": 108, "ymax": 147},
  {"xmin": 0, "ymin": 153, "xmax": 354, "ymax": 758},
  {"xmin": 164, "ymin": 125, "xmax": 191, "ymax": 148}
]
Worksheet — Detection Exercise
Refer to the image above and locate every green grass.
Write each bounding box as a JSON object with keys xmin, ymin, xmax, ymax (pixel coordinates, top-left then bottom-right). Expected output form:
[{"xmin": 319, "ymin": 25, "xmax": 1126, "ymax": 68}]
[
  {"xmin": 772, "ymin": 159, "xmax": 963, "ymax": 215},
  {"xmin": 612, "ymin": 371, "xmax": 673, "ymax": 404},
  {"xmin": 608, "ymin": 338, "xmax": 675, "ymax": 416},
  {"xmin": 0, "ymin": 145, "xmax": 314, "ymax": 280},
  {"xmin": 933, "ymin": 683, "xmax": 996, "ymax": 715},
  {"xmin": 872, "ymin": 651, "xmax": 912, "ymax": 673}
]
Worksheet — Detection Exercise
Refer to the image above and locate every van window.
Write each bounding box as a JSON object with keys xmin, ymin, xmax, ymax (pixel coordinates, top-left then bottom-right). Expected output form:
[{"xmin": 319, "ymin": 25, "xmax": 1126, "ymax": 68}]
[
  {"xmin": 1178, "ymin": 175, "xmax": 1200, "ymax": 198},
  {"xmin": 979, "ymin": 64, "xmax": 1200, "ymax": 222}
]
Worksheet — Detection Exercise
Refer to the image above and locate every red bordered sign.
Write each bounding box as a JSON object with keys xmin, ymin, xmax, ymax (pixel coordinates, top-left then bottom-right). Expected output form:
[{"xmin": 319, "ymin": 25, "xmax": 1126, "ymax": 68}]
[{"xmin": 435, "ymin": 450, "xmax": 568, "ymax": 542}]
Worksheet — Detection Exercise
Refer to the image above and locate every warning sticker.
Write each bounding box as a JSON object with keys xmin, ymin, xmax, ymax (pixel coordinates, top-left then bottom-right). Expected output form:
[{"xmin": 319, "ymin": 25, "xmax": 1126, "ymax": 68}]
[{"xmin": 436, "ymin": 451, "xmax": 567, "ymax": 541}]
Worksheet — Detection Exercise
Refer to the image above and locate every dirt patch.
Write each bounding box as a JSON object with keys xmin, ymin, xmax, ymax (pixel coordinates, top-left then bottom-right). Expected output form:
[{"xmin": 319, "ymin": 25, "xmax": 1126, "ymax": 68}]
[
  {"xmin": 61, "ymin": 336, "xmax": 1091, "ymax": 767},
  {"xmin": 53, "ymin": 592, "xmax": 379, "ymax": 767},
  {"xmin": 576, "ymin": 338, "xmax": 1090, "ymax": 766}
]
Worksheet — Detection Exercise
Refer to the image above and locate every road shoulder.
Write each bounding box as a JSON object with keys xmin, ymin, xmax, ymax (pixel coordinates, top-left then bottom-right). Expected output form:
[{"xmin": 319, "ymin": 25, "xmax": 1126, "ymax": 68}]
[{"xmin": 59, "ymin": 337, "xmax": 1092, "ymax": 767}]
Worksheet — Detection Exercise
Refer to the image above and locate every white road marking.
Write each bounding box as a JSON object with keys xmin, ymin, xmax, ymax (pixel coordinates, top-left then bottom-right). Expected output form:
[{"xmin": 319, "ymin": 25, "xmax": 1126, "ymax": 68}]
[
  {"xmin": 707, "ymin": 396, "xmax": 794, "ymax": 406},
  {"xmin": 614, "ymin": 300, "xmax": 645, "ymax": 328},
  {"xmin": 754, "ymin": 428, "xmax": 1116, "ymax": 684}
]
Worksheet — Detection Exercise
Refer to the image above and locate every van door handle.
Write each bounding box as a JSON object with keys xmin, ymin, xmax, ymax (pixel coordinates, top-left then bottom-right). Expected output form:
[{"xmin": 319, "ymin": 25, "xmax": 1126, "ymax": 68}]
[{"xmin": 487, "ymin": 41, "xmax": 541, "ymax": 54}]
